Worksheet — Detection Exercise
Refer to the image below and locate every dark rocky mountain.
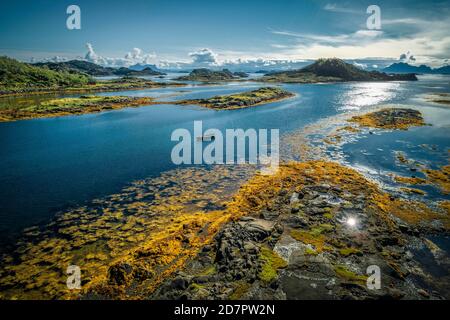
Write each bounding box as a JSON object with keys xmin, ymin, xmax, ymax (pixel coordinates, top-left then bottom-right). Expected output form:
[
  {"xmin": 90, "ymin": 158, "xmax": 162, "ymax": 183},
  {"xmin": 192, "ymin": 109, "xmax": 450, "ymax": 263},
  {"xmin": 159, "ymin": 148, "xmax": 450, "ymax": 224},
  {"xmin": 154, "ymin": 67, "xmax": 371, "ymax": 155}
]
[{"xmin": 261, "ymin": 58, "xmax": 417, "ymax": 83}]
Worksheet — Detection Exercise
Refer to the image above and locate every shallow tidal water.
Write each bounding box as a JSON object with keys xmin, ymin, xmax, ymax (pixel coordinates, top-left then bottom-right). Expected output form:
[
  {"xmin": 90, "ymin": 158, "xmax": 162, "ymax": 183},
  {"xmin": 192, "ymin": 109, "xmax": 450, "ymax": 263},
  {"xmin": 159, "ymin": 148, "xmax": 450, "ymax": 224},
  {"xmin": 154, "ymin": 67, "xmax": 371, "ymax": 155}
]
[{"xmin": 0, "ymin": 74, "xmax": 449, "ymax": 248}]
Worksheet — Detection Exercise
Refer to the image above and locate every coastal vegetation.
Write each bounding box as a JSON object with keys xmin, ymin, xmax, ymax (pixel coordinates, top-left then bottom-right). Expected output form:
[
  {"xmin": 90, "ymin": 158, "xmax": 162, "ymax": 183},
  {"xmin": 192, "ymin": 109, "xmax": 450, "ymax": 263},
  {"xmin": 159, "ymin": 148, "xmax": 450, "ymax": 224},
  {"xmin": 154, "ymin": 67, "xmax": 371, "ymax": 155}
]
[
  {"xmin": 0, "ymin": 57, "xmax": 180, "ymax": 96},
  {"xmin": 176, "ymin": 87, "xmax": 294, "ymax": 109},
  {"xmin": 0, "ymin": 56, "xmax": 91, "ymax": 92},
  {"xmin": 260, "ymin": 58, "xmax": 418, "ymax": 83}
]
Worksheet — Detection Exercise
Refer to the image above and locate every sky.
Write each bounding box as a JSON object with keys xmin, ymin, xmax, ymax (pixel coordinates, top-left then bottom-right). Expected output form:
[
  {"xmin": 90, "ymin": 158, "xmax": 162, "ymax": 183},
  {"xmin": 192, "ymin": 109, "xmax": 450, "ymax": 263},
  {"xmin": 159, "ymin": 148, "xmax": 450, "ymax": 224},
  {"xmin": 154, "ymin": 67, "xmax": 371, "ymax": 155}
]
[{"xmin": 1, "ymin": 0, "xmax": 449, "ymax": 69}]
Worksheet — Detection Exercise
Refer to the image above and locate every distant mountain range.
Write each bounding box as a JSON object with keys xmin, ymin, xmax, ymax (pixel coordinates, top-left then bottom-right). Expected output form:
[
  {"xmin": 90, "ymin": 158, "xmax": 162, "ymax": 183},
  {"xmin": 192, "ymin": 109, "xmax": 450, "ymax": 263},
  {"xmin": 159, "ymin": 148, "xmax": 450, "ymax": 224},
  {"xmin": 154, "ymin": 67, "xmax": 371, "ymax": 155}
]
[
  {"xmin": 382, "ymin": 62, "xmax": 450, "ymax": 74},
  {"xmin": 128, "ymin": 63, "xmax": 162, "ymax": 72},
  {"xmin": 261, "ymin": 58, "xmax": 417, "ymax": 83},
  {"xmin": 34, "ymin": 60, "xmax": 165, "ymax": 77}
]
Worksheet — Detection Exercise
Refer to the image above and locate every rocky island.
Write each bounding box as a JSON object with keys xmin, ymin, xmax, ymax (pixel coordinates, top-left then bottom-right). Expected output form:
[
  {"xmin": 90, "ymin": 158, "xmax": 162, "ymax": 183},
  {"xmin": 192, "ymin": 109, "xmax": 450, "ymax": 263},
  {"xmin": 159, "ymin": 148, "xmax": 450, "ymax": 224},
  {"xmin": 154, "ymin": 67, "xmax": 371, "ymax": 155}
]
[
  {"xmin": 260, "ymin": 58, "xmax": 418, "ymax": 83},
  {"xmin": 349, "ymin": 108, "xmax": 425, "ymax": 130},
  {"xmin": 176, "ymin": 68, "xmax": 249, "ymax": 82},
  {"xmin": 176, "ymin": 87, "xmax": 294, "ymax": 110}
]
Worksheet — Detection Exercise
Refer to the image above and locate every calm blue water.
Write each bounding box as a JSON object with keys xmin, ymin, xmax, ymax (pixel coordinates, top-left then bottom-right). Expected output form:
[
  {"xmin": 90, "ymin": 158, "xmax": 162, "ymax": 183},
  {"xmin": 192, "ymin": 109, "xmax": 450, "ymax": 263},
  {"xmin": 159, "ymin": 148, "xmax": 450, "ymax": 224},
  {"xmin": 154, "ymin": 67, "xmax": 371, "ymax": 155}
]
[{"xmin": 0, "ymin": 75, "xmax": 449, "ymax": 244}]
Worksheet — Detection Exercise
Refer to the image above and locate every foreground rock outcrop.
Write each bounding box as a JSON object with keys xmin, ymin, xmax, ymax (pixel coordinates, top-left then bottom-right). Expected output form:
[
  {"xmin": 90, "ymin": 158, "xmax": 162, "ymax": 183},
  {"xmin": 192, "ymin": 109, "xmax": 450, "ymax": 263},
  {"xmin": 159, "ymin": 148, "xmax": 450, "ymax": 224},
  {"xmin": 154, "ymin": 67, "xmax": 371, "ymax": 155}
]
[{"xmin": 152, "ymin": 161, "xmax": 449, "ymax": 300}]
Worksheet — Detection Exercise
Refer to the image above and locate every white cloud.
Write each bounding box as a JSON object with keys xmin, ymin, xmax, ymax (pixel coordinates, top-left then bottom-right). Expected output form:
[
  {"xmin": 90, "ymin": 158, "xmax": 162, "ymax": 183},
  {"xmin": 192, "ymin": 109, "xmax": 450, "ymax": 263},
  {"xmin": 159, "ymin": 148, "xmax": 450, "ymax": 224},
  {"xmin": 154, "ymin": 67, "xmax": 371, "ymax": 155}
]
[
  {"xmin": 188, "ymin": 48, "xmax": 218, "ymax": 66},
  {"xmin": 84, "ymin": 43, "xmax": 157, "ymax": 67}
]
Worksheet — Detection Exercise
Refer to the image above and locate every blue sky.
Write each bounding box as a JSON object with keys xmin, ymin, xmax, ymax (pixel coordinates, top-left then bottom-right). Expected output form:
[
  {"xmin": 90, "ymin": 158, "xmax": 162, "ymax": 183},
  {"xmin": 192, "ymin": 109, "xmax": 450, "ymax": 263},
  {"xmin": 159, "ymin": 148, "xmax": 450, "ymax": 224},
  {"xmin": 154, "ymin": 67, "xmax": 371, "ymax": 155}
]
[{"xmin": 1, "ymin": 0, "xmax": 449, "ymax": 68}]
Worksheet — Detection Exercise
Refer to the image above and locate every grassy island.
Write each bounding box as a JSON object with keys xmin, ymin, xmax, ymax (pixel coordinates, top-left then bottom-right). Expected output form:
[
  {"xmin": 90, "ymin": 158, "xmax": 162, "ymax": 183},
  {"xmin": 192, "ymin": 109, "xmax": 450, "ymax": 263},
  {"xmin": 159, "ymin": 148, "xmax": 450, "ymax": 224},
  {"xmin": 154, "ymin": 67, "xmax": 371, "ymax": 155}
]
[
  {"xmin": 177, "ymin": 87, "xmax": 294, "ymax": 110},
  {"xmin": 176, "ymin": 68, "xmax": 248, "ymax": 82},
  {"xmin": 0, "ymin": 95, "xmax": 155, "ymax": 121}
]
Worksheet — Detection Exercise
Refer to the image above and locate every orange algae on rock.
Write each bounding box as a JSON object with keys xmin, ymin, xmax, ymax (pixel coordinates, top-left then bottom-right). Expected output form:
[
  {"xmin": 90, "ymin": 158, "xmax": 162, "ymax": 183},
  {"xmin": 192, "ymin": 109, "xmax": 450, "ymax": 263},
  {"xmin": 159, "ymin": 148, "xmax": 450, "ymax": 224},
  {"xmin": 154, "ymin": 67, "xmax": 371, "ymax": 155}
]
[
  {"xmin": 400, "ymin": 187, "xmax": 426, "ymax": 196},
  {"xmin": 1, "ymin": 160, "xmax": 448, "ymax": 300},
  {"xmin": 423, "ymin": 165, "xmax": 450, "ymax": 194},
  {"xmin": 0, "ymin": 165, "xmax": 255, "ymax": 299},
  {"xmin": 237, "ymin": 161, "xmax": 449, "ymax": 230},
  {"xmin": 393, "ymin": 175, "xmax": 427, "ymax": 185}
]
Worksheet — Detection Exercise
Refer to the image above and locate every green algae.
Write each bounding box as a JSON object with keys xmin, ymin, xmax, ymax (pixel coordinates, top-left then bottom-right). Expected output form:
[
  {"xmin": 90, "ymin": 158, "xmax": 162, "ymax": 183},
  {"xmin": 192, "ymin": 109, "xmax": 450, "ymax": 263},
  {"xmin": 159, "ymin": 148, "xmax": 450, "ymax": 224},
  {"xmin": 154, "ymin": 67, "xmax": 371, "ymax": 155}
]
[
  {"xmin": 334, "ymin": 265, "xmax": 367, "ymax": 285},
  {"xmin": 339, "ymin": 247, "xmax": 362, "ymax": 257},
  {"xmin": 258, "ymin": 246, "xmax": 287, "ymax": 283}
]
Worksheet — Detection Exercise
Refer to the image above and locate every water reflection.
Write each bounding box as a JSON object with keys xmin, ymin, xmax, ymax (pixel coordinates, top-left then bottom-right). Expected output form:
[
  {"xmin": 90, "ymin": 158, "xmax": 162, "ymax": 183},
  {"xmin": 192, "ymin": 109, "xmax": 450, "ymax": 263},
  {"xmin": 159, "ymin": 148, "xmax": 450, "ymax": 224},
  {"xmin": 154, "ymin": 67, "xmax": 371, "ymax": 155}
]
[{"xmin": 337, "ymin": 82, "xmax": 402, "ymax": 111}]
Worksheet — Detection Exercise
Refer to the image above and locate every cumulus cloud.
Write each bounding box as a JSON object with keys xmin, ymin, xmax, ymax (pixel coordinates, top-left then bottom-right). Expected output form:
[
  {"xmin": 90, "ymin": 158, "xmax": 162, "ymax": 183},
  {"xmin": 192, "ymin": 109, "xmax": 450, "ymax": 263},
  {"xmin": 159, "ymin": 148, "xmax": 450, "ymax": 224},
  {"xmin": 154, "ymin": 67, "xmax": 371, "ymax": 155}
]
[
  {"xmin": 352, "ymin": 62, "xmax": 367, "ymax": 69},
  {"xmin": 189, "ymin": 48, "xmax": 218, "ymax": 66},
  {"xmin": 32, "ymin": 55, "xmax": 72, "ymax": 63},
  {"xmin": 84, "ymin": 43, "xmax": 156, "ymax": 67}
]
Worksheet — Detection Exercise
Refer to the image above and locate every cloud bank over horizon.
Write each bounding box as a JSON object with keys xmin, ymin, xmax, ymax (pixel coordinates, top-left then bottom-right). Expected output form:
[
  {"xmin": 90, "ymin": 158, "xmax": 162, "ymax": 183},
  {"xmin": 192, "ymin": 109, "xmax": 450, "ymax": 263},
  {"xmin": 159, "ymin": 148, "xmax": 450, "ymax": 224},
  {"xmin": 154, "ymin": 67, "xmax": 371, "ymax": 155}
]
[{"xmin": 31, "ymin": 43, "xmax": 406, "ymax": 72}]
